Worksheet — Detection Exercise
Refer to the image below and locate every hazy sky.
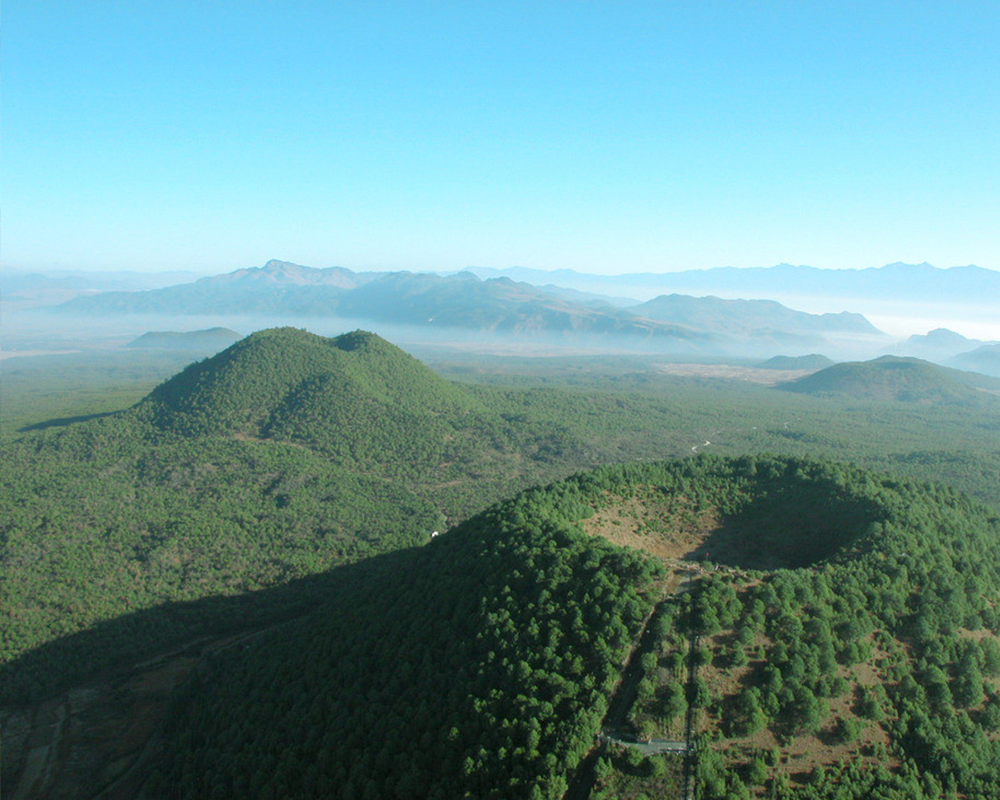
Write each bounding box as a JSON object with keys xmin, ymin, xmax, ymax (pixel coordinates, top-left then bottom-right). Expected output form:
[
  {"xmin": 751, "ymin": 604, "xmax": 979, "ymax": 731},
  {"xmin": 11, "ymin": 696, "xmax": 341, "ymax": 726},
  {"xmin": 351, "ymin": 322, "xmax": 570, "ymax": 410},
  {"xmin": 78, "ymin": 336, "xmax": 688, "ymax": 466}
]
[{"xmin": 4, "ymin": 2, "xmax": 998, "ymax": 275}]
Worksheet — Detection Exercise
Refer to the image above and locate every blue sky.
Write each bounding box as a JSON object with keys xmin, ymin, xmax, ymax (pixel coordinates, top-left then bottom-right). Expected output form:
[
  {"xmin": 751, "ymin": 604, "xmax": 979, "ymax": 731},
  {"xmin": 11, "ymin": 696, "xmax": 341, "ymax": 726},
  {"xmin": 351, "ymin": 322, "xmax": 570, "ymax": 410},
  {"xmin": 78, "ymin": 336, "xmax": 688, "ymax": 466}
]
[{"xmin": 3, "ymin": 1, "xmax": 998, "ymax": 274}]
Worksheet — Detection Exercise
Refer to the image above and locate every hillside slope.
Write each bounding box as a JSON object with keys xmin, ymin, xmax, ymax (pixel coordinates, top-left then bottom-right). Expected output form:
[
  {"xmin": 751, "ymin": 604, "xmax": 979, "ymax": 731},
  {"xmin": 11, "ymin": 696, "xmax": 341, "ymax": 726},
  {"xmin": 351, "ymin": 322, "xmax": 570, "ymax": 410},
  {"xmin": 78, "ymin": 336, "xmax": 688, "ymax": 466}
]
[
  {"xmin": 135, "ymin": 456, "xmax": 1000, "ymax": 800},
  {"xmin": 632, "ymin": 295, "xmax": 878, "ymax": 337},
  {"xmin": 148, "ymin": 509, "xmax": 662, "ymax": 800},
  {"xmin": 0, "ymin": 329, "xmax": 594, "ymax": 702},
  {"xmin": 780, "ymin": 355, "xmax": 1000, "ymax": 405},
  {"xmin": 949, "ymin": 344, "xmax": 1000, "ymax": 378}
]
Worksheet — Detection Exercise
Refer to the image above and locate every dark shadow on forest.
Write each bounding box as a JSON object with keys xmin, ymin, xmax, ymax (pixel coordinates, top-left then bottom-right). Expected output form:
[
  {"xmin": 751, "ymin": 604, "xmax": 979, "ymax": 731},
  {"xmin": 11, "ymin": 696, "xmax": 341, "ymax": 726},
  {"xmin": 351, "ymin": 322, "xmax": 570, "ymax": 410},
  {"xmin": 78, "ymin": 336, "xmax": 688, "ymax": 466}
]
[
  {"xmin": 20, "ymin": 411, "xmax": 120, "ymax": 432},
  {"xmin": 0, "ymin": 547, "xmax": 425, "ymax": 800},
  {"xmin": 682, "ymin": 485, "xmax": 886, "ymax": 571},
  {"xmin": 0, "ymin": 545, "xmax": 420, "ymax": 707}
]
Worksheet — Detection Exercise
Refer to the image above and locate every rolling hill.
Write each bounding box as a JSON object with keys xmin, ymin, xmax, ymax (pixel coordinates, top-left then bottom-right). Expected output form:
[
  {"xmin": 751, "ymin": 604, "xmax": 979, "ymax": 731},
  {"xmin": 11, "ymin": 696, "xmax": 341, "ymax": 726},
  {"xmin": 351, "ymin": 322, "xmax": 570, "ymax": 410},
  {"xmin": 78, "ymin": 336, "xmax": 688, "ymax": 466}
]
[
  {"xmin": 632, "ymin": 295, "xmax": 877, "ymax": 339},
  {"xmin": 135, "ymin": 327, "xmax": 481, "ymax": 438},
  {"xmin": 949, "ymin": 344, "xmax": 1000, "ymax": 378},
  {"xmin": 0, "ymin": 328, "xmax": 602, "ymax": 704},
  {"xmin": 780, "ymin": 355, "xmax": 1000, "ymax": 405},
  {"xmin": 83, "ymin": 455, "xmax": 1000, "ymax": 800},
  {"xmin": 899, "ymin": 328, "xmax": 986, "ymax": 362}
]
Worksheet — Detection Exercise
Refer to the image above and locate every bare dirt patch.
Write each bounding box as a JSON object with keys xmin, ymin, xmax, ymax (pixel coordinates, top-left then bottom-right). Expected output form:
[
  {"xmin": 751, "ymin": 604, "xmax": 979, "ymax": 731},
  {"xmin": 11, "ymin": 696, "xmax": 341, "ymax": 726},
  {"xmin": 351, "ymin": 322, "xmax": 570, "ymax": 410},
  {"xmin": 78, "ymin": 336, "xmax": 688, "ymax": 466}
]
[
  {"xmin": 700, "ymin": 631, "xmax": 897, "ymax": 792},
  {"xmin": 580, "ymin": 478, "xmax": 870, "ymax": 571},
  {"xmin": 582, "ymin": 492, "xmax": 721, "ymax": 562},
  {"xmin": 959, "ymin": 627, "xmax": 1000, "ymax": 643}
]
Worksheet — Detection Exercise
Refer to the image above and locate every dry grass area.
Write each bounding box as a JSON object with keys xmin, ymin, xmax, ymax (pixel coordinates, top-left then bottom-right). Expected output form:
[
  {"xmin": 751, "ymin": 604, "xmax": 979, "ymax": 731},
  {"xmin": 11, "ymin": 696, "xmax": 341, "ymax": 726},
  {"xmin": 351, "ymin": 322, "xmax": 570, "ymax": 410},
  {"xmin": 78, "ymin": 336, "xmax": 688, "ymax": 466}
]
[
  {"xmin": 653, "ymin": 363, "xmax": 815, "ymax": 386},
  {"xmin": 581, "ymin": 491, "xmax": 721, "ymax": 562},
  {"xmin": 580, "ymin": 487, "xmax": 824, "ymax": 571},
  {"xmin": 959, "ymin": 627, "xmax": 1000, "ymax": 642}
]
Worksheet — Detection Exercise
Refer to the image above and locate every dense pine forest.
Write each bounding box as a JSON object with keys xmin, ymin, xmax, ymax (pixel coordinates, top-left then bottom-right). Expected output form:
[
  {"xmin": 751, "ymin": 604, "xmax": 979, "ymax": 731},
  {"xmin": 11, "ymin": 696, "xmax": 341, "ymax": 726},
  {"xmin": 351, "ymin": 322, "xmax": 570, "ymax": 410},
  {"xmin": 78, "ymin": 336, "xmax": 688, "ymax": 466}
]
[
  {"xmin": 2, "ymin": 328, "xmax": 1000, "ymax": 799},
  {"xmin": 141, "ymin": 457, "xmax": 1000, "ymax": 798}
]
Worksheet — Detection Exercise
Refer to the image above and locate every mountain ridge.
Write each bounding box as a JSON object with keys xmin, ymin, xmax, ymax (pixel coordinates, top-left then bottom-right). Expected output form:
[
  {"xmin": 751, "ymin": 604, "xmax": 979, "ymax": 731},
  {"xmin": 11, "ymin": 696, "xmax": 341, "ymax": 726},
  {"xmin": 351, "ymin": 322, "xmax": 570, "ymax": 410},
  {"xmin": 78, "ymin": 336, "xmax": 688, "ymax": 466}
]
[{"xmin": 50, "ymin": 261, "xmax": 894, "ymax": 356}]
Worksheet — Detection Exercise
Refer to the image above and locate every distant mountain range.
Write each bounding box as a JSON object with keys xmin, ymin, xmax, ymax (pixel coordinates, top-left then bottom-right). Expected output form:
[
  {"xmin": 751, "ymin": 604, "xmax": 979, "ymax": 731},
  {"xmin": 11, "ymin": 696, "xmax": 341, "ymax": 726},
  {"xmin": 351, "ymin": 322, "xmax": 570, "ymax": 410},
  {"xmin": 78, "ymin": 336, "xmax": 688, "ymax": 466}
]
[
  {"xmin": 465, "ymin": 262, "xmax": 1000, "ymax": 304},
  {"xmin": 15, "ymin": 260, "xmax": 997, "ymax": 314},
  {"xmin": 18, "ymin": 258, "xmax": 997, "ymax": 365},
  {"xmin": 51, "ymin": 260, "xmax": 896, "ymax": 356},
  {"xmin": 53, "ymin": 261, "xmax": 360, "ymax": 315}
]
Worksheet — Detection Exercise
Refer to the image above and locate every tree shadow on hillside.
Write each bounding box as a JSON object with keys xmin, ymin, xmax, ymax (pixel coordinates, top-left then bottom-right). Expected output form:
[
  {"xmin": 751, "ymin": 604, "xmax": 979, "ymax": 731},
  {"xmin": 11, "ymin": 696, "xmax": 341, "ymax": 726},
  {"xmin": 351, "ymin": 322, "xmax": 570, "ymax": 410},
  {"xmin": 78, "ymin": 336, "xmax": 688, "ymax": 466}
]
[
  {"xmin": 0, "ymin": 545, "xmax": 418, "ymax": 708},
  {"xmin": 20, "ymin": 411, "xmax": 120, "ymax": 432},
  {"xmin": 0, "ymin": 551, "xmax": 399, "ymax": 800}
]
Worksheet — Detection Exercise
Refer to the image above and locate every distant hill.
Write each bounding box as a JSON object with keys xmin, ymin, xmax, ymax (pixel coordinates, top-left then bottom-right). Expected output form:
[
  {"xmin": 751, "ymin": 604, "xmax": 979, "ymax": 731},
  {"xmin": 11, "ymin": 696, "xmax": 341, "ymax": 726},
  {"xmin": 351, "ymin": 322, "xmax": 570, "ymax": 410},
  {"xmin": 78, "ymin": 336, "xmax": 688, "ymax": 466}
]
[
  {"xmin": 125, "ymin": 327, "xmax": 242, "ymax": 351},
  {"xmin": 948, "ymin": 344, "xmax": 1000, "ymax": 379},
  {"xmin": 758, "ymin": 353, "xmax": 835, "ymax": 371},
  {"xmin": 133, "ymin": 328, "xmax": 557, "ymax": 485},
  {"xmin": 780, "ymin": 355, "xmax": 1000, "ymax": 405},
  {"xmin": 631, "ymin": 294, "xmax": 879, "ymax": 337},
  {"xmin": 137, "ymin": 327, "xmax": 481, "ymax": 440},
  {"xmin": 898, "ymin": 328, "xmax": 991, "ymax": 362}
]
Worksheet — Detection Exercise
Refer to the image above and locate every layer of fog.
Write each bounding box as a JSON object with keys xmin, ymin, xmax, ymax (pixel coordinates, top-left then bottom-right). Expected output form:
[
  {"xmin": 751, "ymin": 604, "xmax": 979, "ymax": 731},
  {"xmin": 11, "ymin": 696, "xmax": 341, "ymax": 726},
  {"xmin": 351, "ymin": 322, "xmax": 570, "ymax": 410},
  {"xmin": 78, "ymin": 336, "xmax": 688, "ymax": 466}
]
[
  {"xmin": 0, "ymin": 305, "xmax": 928, "ymax": 367},
  {"xmin": 4, "ymin": 283, "xmax": 995, "ymax": 373}
]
